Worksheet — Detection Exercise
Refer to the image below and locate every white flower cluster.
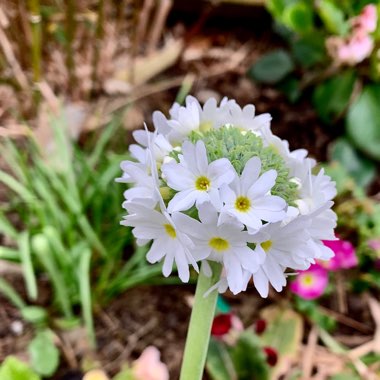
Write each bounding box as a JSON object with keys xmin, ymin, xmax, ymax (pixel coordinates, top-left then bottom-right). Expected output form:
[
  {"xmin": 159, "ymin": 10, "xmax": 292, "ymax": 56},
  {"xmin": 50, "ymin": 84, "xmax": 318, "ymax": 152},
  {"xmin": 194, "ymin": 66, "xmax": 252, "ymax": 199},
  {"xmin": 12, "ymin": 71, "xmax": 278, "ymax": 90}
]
[{"xmin": 118, "ymin": 96, "xmax": 337, "ymax": 297}]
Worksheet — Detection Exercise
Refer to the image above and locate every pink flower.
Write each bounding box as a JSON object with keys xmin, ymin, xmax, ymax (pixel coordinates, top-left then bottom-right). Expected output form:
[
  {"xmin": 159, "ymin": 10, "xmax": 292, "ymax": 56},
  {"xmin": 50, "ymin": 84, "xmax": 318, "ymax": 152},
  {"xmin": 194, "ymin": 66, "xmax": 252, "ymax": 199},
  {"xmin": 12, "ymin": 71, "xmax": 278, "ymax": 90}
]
[
  {"xmin": 132, "ymin": 346, "xmax": 169, "ymax": 380},
  {"xmin": 368, "ymin": 238, "xmax": 380, "ymax": 252},
  {"xmin": 326, "ymin": 33, "xmax": 374, "ymax": 65},
  {"xmin": 290, "ymin": 265, "xmax": 328, "ymax": 300},
  {"xmin": 320, "ymin": 238, "xmax": 358, "ymax": 270},
  {"xmin": 352, "ymin": 4, "xmax": 378, "ymax": 34}
]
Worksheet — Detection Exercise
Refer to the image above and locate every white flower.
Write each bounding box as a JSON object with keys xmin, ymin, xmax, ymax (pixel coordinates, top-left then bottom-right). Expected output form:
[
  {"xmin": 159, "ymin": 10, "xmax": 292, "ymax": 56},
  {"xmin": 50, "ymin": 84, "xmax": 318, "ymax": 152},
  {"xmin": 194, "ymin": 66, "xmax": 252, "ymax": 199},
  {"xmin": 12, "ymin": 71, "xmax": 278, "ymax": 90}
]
[
  {"xmin": 296, "ymin": 168, "xmax": 337, "ymax": 215},
  {"xmin": 162, "ymin": 140, "xmax": 235, "ymax": 213},
  {"xmin": 177, "ymin": 203, "xmax": 264, "ymax": 294},
  {"xmin": 226, "ymin": 103, "xmax": 272, "ymax": 131},
  {"xmin": 219, "ymin": 157, "xmax": 286, "ymax": 233},
  {"xmin": 244, "ymin": 218, "xmax": 313, "ymax": 297},
  {"xmin": 122, "ymin": 202, "xmax": 206, "ymax": 282}
]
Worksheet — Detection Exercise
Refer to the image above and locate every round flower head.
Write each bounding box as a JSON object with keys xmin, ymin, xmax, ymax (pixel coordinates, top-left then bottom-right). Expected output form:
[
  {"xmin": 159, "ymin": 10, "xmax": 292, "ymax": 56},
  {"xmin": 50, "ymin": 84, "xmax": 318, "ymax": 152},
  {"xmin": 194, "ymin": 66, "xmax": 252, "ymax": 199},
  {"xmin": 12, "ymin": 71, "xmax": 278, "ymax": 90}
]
[{"xmin": 118, "ymin": 96, "xmax": 337, "ymax": 297}]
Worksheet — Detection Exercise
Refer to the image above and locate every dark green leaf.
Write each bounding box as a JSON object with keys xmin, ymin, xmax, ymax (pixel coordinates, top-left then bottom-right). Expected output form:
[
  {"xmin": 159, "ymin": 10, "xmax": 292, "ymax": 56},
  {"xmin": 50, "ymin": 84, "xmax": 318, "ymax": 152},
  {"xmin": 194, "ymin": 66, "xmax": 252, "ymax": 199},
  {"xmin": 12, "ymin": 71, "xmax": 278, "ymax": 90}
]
[
  {"xmin": 313, "ymin": 71, "xmax": 356, "ymax": 123},
  {"xmin": 248, "ymin": 50, "xmax": 295, "ymax": 84},
  {"xmin": 231, "ymin": 331, "xmax": 269, "ymax": 380},
  {"xmin": 331, "ymin": 138, "xmax": 376, "ymax": 188},
  {"xmin": 283, "ymin": 2, "xmax": 314, "ymax": 34},
  {"xmin": 206, "ymin": 339, "xmax": 237, "ymax": 380},
  {"xmin": 291, "ymin": 35, "xmax": 326, "ymax": 67},
  {"xmin": 28, "ymin": 330, "xmax": 60, "ymax": 377},
  {"xmin": 278, "ymin": 76, "xmax": 301, "ymax": 102},
  {"xmin": 346, "ymin": 84, "xmax": 380, "ymax": 160},
  {"xmin": 0, "ymin": 356, "xmax": 40, "ymax": 380}
]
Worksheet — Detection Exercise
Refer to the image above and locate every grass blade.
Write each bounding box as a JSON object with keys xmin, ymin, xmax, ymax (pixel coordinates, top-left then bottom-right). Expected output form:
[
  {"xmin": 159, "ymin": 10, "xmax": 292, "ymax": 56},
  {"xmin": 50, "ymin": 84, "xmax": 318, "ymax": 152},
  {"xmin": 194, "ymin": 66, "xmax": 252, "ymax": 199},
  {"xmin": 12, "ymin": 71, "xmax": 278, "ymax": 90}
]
[
  {"xmin": 19, "ymin": 231, "xmax": 38, "ymax": 300},
  {"xmin": 0, "ymin": 278, "xmax": 26, "ymax": 309},
  {"xmin": 77, "ymin": 246, "xmax": 95, "ymax": 347}
]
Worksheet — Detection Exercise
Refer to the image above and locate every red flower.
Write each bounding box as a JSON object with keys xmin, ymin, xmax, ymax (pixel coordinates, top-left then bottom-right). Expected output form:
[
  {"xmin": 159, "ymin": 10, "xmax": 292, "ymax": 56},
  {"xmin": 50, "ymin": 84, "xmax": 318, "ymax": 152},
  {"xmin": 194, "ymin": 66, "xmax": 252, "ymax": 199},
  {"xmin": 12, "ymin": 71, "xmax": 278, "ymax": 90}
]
[
  {"xmin": 211, "ymin": 314, "xmax": 233, "ymax": 336},
  {"xmin": 263, "ymin": 346, "xmax": 278, "ymax": 367},
  {"xmin": 255, "ymin": 319, "xmax": 267, "ymax": 335}
]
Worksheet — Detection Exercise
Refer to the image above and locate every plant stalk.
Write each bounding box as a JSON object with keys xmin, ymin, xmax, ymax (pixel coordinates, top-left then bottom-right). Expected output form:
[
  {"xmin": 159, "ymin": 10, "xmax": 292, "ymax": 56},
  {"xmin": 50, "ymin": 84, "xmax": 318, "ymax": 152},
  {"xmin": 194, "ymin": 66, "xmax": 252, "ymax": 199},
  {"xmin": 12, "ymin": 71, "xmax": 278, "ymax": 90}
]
[{"xmin": 179, "ymin": 262, "xmax": 222, "ymax": 380}]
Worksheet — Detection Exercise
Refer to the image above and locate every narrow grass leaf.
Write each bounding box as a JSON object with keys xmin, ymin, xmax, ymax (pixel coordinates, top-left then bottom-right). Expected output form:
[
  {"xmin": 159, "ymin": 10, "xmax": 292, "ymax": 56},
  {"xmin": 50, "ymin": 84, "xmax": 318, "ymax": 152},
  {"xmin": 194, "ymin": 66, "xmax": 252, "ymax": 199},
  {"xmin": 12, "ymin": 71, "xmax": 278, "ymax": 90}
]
[{"xmin": 19, "ymin": 231, "xmax": 38, "ymax": 300}]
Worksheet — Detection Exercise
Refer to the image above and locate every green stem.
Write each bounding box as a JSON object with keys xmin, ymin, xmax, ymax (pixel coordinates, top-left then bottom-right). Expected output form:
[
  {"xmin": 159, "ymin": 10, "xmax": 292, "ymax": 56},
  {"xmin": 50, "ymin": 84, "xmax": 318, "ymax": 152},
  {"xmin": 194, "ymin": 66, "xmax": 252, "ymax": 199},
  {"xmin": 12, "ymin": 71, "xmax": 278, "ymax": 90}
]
[{"xmin": 179, "ymin": 262, "xmax": 222, "ymax": 380}]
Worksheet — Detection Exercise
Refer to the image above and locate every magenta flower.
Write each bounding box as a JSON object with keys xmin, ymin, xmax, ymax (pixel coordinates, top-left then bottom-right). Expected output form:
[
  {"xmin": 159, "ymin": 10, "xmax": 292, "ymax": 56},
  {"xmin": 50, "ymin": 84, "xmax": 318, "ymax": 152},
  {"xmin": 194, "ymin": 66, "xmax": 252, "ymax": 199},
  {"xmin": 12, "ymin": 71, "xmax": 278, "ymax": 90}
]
[
  {"xmin": 290, "ymin": 265, "xmax": 328, "ymax": 300},
  {"xmin": 321, "ymin": 239, "xmax": 358, "ymax": 270},
  {"xmin": 352, "ymin": 4, "xmax": 378, "ymax": 34}
]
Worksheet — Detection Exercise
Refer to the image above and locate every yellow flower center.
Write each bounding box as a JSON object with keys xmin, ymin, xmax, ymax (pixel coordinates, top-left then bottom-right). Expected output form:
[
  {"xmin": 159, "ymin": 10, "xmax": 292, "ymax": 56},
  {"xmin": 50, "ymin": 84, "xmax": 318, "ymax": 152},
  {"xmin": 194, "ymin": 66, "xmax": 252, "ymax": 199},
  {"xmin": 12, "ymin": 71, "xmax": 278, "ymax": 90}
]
[
  {"xmin": 209, "ymin": 237, "xmax": 230, "ymax": 252},
  {"xmin": 235, "ymin": 196, "xmax": 251, "ymax": 212},
  {"xmin": 199, "ymin": 121, "xmax": 213, "ymax": 133},
  {"xmin": 301, "ymin": 274, "xmax": 315, "ymax": 287},
  {"xmin": 195, "ymin": 176, "xmax": 211, "ymax": 191},
  {"xmin": 164, "ymin": 224, "xmax": 176, "ymax": 239},
  {"xmin": 261, "ymin": 240, "xmax": 273, "ymax": 253}
]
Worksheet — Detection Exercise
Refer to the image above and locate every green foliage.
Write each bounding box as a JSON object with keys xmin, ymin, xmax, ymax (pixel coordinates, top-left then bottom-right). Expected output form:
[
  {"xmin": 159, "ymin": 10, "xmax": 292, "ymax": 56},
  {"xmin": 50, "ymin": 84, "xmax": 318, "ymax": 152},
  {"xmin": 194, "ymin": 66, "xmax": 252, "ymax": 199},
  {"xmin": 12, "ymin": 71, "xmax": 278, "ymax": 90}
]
[
  {"xmin": 346, "ymin": 84, "xmax": 380, "ymax": 160},
  {"xmin": 248, "ymin": 50, "xmax": 294, "ymax": 84},
  {"xmin": 189, "ymin": 126, "xmax": 299, "ymax": 205},
  {"xmin": 312, "ymin": 71, "xmax": 356, "ymax": 123},
  {"xmin": 330, "ymin": 138, "xmax": 376, "ymax": 188},
  {"xmin": 282, "ymin": 2, "xmax": 314, "ymax": 34},
  {"xmin": 291, "ymin": 35, "xmax": 326, "ymax": 67},
  {"xmin": 206, "ymin": 339, "xmax": 237, "ymax": 380},
  {"xmin": 0, "ymin": 357, "xmax": 40, "ymax": 380},
  {"xmin": 317, "ymin": 0, "xmax": 349, "ymax": 35},
  {"xmin": 231, "ymin": 332, "xmax": 269, "ymax": 380},
  {"xmin": 206, "ymin": 332, "xmax": 269, "ymax": 380},
  {"xmin": 0, "ymin": 111, "xmax": 164, "ymax": 341},
  {"xmin": 28, "ymin": 330, "xmax": 60, "ymax": 377}
]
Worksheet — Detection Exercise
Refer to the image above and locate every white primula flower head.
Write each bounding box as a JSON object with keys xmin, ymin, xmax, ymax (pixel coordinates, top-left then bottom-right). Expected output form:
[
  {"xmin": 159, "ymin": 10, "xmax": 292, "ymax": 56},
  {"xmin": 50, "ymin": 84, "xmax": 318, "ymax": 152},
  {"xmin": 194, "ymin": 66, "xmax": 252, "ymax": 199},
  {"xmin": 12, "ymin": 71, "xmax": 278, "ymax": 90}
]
[{"xmin": 118, "ymin": 96, "xmax": 337, "ymax": 296}]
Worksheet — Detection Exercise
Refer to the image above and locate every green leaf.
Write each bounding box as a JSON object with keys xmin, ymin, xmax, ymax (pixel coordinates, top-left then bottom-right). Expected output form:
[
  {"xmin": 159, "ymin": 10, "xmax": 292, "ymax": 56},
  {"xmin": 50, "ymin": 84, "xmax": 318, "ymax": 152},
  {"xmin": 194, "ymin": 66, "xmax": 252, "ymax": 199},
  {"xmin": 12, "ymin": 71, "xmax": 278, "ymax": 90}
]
[
  {"xmin": 260, "ymin": 306, "xmax": 303, "ymax": 378},
  {"xmin": 19, "ymin": 232, "xmax": 38, "ymax": 301},
  {"xmin": 0, "ymin": 278, "xmax": 25, "ymax": 310},
  {"xmin": 291, "ymin": 35, "xmax": 326, "ymax": 67},
  {"xmin": 248, "ymin": 50, "xmax": 295, "ymax": 84},
  {"xmin": 317, "ymin": 0, "xmax": 349, "ymax": 35},
  {"xmin": 283, "ymin": 2, "xmax": 314, "ymax": 34},
  {"xmin": 346, "ymin": 84, "xmax": 380, "ymax": 160},
  {"xmin": 331, "ymin": 138, "xmax": 376, "ymax": 188},
  {"xmin": 278, "ymin": 76, "xmax": 301, "ymax": 103},
  {"xmin": 0, "ymin": 356, "xmax": 41, "ymax": 380},
  {"xmin": 313, "ymin": 71, "xmax": 356, "ymax": 123},
  {"xmin": 230, "ymin": 331, "xmax": 269, "ymax": 380},
  {"xmin": 28, "ymin": 330, "xmax": 60, "ymax": 377},
  {"xmin": 206, "ymin": 339, "xmax": 237, "ymax": 380},
  {"xmin": 21, "ymin": 307, "xmax": 47, "ymax": 325}
]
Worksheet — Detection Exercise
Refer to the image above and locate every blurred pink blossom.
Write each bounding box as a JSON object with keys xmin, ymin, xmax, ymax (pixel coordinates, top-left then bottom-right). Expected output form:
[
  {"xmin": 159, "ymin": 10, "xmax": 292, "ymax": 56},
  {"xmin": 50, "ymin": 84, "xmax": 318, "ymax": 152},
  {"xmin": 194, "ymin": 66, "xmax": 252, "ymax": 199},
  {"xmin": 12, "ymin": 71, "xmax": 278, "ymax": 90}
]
[
  {"xmin": 326, "ymin": 33, "xmax": 374, "ymax": 65},
  {"xmin": 320, "ymin": 238, "xmax": 358, "ymax": 270},
  {"xmin": 290, "ymin": 264, "xmax": 328, "ymax": 300},
  {"xmin": 368, "ymin": 238, "xmax": 380, "ymax": 252},
  {"xmin": 352, "ymin": 4, "xmax": 378, "ymax": 34},
  {"xmin": 132, "ymin": 346, "xmax": 169, "ymax": 380}
]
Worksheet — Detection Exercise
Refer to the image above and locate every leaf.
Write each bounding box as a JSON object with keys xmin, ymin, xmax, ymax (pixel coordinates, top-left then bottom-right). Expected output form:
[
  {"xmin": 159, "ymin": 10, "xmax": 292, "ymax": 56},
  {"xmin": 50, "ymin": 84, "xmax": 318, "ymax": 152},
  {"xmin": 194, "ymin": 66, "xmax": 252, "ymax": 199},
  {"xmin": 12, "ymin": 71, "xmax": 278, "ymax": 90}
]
[
  {"xmin": 278, "ymin": 76, "xmax": 301, "ymax": 103},
  {"xmin": 19, "ymin": 232, "xmax": 38, "ymax": 301},
  {"xmin": 291, "ymin": 35, "xmax": 326, "ymax": 67},
  {"xmin": 260, "ymin": 306, "xmax": 303, "ymax": 378},
  {"xmin": 28, "ymin": 330, "xmax": 60, "ymax": 377},
  {"xmin": 283, "ymin": 2, "xmax": 314, "ymax": 34},
  {"xmin": 317, "ymin": 0, "xmax": 349, "ymax": 35},
  {"xmin": 248, "ymin": 50, "xmax": 295, "ymax": 84},
  {"xmin": 313, "ymin": 71, "xmax": 356, "ymax": 123},
  {"xmin": 0, "ymin": 356, "xmax": 41, "ymax": 380},
  {"xmin": 230, "ymin": 331, "xmax": 269, "ymax": 380},
  {"xmin": 206, "ymin": 339, "xmax": 237, "ymax": 380},
  {"xmin": 21, "ymin": 307, "xmax": 47, "ymax": 325},
  {"xmin": 331, "ymin": 138, "xmax": 376, "ymax": 188},
  {"xmin": 346, "ymin": 84, "xmax": 380, "ymax": 160}
]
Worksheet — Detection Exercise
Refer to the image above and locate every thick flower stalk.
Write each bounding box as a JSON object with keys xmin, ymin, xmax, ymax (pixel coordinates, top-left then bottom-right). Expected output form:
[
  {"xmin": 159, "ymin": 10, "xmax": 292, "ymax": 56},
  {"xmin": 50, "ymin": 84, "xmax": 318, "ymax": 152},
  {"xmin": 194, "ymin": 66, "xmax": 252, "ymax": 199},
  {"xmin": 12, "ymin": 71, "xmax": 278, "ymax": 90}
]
[{"xmin": 118, "ymin": 96, "xmax": 337, "ymax": 379}]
